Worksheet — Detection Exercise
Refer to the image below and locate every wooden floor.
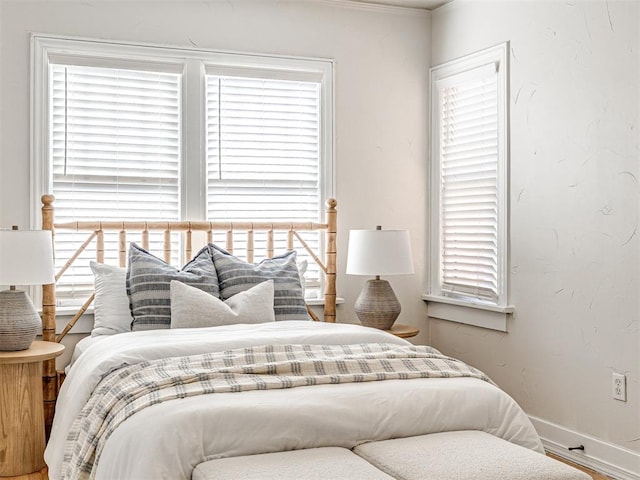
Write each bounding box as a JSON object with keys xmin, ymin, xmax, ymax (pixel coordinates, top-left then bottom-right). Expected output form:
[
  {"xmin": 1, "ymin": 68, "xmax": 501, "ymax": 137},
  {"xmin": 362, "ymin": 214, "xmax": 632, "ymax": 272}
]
[{"xmin": 548, "ymin": 453, "xmax": 612, "ymax": 480}]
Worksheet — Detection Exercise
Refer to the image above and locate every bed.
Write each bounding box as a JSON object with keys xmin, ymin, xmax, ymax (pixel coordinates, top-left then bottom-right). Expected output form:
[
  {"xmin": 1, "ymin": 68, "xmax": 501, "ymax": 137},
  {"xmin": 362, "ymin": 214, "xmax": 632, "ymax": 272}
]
[{"xmin": 38, "ymin": 194, "xmax": 583, "ymax": 480}]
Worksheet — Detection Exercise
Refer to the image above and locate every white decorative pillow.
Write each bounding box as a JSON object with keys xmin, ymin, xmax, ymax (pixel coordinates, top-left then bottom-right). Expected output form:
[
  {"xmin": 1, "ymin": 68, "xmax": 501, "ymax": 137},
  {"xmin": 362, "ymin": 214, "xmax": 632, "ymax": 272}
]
[
  {"xmin": 90, "ymin": 262, "xmax": 133, "ymax": 336},
  {"xmin": 170, "ymin": 279, "xmax": 275, "ymax": 329},
  {"xmin": 297, "ymin": 259, "xmax": 308, "ymax": 297}
]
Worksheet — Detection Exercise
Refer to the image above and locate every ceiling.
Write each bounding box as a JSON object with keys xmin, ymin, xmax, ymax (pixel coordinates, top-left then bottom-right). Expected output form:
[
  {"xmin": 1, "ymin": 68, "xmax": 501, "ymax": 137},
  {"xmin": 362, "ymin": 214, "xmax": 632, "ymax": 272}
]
[{"xmin": 348, "ymin": 0, "xmax": 452, "ymax": 10}]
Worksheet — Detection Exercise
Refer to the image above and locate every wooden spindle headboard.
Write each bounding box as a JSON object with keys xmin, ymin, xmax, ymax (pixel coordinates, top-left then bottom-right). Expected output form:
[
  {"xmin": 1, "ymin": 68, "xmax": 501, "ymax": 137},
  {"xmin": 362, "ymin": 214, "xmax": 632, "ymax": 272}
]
[{"xmin": 40, "ymin": 194, "xmax": 337, "ymax": 435}]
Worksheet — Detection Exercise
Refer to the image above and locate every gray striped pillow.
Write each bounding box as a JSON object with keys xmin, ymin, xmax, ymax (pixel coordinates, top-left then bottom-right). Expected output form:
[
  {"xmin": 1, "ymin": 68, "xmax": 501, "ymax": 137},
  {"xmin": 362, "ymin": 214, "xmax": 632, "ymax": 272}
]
[
  {"xmin": 126, "ymin": 243, "xmax": 220, "ymax": 331},
  {"xmin": 210, "ymin": 244, "xmax": 309, "ymax": 321}
]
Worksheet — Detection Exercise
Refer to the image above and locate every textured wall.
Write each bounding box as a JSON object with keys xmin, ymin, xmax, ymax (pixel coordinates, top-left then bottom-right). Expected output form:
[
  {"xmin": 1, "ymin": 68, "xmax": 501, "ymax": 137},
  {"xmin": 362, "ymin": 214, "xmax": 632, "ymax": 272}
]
[{"xmin": 431, "ymin": 0, "xmax": 639, "ymax": 466}]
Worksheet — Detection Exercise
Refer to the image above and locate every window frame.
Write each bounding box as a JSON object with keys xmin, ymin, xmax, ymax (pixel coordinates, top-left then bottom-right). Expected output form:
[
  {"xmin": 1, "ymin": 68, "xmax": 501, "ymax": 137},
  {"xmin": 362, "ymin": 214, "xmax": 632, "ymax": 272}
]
[
  {"xmin": 30, "ymin": 33, "xmax": 335, "ymax": 228},
  {"xmin": 30, "ymin": 34, "xmax": 334, "ymax": 323},
  {"xmin": 425, "ymin": 42, "xmax": 513, "ymax": 331}
]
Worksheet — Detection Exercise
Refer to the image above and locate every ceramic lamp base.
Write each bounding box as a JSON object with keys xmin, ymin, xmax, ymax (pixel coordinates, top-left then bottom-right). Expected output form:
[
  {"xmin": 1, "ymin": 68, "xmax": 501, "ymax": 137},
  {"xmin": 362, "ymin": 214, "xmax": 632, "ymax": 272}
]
[
  {"xmin": 0, "ymin": 289, "xmax": 41, "ymax": 351},
  {"xmin": 354, "ymin": 278, "xmax": 401, "ymax": 330}
]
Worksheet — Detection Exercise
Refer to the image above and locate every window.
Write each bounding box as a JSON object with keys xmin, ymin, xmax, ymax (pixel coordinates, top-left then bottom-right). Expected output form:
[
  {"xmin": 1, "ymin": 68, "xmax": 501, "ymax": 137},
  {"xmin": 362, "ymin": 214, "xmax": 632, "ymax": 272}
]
[
  {"xmin": 425, "ymin": 43, "xmax": 512, "ymax": 330},
  {"xmin": 206, "ymin": 75, "xmax": 320, "ymax": 222},
  {"xmin": 205, "ymin": 74, "xmax": 323, "ymax": 289},
  {"xmin": 48, "ymin": 64, "xmax": 182, "ymax": 301},
  {"xmin": 31, "ymin": 35, "xmax": 334, "ymax": 309}
]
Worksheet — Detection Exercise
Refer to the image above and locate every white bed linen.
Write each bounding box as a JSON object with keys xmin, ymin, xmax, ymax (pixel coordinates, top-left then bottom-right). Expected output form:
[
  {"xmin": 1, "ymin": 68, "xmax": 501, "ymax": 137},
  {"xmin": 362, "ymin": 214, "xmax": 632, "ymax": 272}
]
[
  {"xmin": 46, "ymin": 321, "xmax": 543, "ymax": 480},
  {"xmin": 65, "ymin": 335, "xmax": 109, "ymax": 373}
]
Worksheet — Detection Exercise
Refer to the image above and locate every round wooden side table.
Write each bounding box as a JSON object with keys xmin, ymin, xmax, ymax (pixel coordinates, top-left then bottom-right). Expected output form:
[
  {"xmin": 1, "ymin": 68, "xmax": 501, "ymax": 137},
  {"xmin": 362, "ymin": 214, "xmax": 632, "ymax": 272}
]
[
  {"xmin": 0, "ymin": 341, "xmax": 65, "ymax": 479},
  {"xmin": 384, "ymin": 323, "xmax": 419, "ymax": 339}
]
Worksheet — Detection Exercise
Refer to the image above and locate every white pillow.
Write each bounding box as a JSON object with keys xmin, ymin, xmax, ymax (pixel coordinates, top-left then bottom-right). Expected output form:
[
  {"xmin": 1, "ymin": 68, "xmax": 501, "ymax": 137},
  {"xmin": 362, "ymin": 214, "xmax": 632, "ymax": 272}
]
[
  {"xmin": 297, "ymin": 259, "xmax": 308, "ymax": 297},
  {"xmin": 90, "ymin": 261, "xmax": 134, "ymax": 336},
  {"xmin": 170, "ymin": 279, "xmax": 275, "ymax": 329}
]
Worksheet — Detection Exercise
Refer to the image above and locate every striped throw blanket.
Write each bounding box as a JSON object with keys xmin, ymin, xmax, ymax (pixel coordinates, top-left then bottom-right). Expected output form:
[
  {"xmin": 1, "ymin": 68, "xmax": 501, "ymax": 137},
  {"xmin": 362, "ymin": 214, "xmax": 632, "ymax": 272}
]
[{"xmin": 62, "ymin": 343, "xmax": 491, "ymax": 480}]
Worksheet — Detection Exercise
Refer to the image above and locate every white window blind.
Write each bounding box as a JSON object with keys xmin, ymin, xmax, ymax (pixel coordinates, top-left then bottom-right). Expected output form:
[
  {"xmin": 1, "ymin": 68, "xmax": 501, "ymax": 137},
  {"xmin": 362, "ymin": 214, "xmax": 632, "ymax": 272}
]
[
  {"xmin": 206, "ymin": 75, "xmax": 322, "ymax": 294},
  {"xmin": 436, "ymin": 64, "xmax": 500, "ymax": 302},
  {"xmin": 206, "ymin": 75, "xmax": 320, "ymax": 221},
  {"xmin": 50, "ymin": 64, "xmax": 181, "ymax": 306}
]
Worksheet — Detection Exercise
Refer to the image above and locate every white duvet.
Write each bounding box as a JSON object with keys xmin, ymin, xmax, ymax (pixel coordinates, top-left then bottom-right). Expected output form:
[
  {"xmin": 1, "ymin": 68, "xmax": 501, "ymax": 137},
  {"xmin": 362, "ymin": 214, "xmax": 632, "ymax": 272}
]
[{"xmin": 46, "ymin": 321, "xmax": 543, "ymax": 480}]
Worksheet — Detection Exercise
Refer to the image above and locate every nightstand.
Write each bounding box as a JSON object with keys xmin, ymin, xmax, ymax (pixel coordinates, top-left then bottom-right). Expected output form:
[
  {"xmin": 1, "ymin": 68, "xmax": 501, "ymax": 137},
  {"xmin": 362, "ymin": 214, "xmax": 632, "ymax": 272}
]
[
  {"xmin": 0, "ymin": 341, "xmax": 65, "ymax": 479},
  {"xmin": 384, "ymin": 323, "xmax": 419, "ymax": 339}
]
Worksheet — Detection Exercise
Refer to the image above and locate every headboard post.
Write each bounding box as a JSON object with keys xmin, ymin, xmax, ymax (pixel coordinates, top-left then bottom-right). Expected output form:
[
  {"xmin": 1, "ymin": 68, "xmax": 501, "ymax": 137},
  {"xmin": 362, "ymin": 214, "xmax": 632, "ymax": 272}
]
[
  {"xmin": 324, "ymin": 198, "xmax": 337, "ymax": 323},
  {"xmin": 41, "ymin": 194, "xmax": 58, "ymax": 437}
]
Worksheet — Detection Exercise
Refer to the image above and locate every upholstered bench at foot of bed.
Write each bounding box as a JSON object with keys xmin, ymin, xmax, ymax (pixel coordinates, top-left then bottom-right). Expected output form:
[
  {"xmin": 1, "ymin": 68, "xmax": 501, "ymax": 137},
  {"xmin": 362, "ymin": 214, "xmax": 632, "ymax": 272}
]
[
  {"xmin": 192, "ymin": 431, "xmax": 592, "ymax": 480},
  {"xmin": 191, "ymin": 447, "xmax": 394, "ymax": 480},
  {"xmin": 354, "ymin": 430, "xmax": 592, "ymax": 480}
]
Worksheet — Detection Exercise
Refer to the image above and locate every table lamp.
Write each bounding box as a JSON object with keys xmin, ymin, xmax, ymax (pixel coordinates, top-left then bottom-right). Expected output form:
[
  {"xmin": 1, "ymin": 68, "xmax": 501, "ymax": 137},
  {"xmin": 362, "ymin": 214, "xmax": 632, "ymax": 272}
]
[
  {"xmin": 346, "ymin": 226, "xmax": 414, "ymax": 329},
  {"xmin": 0, "ymin": 227, "xmax": 55, "ymax": 351}
]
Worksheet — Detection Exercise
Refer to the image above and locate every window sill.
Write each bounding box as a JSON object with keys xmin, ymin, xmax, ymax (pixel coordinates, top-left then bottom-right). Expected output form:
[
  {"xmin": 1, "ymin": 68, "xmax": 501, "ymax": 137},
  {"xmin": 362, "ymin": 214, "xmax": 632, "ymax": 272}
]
[
  {"xmin": 307, "ymin": 296, "xmax": 345, "ymax": 307},
  {"xmin": 422, "ymin": 294, "xmax": 513, "ymax": 332}
]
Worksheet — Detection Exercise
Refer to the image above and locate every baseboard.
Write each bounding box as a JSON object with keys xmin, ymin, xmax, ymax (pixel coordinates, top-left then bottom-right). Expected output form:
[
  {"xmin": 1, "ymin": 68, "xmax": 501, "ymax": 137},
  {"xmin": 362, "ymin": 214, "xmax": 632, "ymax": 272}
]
[{"xmin": 529, "ymin": 416, "xmax": 640, "ymax": 480}]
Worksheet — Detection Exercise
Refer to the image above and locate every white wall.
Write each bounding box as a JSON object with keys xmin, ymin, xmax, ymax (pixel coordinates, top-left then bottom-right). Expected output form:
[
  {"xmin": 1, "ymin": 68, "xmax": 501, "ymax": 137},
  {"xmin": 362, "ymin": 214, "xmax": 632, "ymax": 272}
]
[
  {"xmin": 0, "ymin": 0, "xmax": 431, "ymax": 356},
  {"xmin": 431, "ymin": 0, "xmax": 639, "ymax": 475}
]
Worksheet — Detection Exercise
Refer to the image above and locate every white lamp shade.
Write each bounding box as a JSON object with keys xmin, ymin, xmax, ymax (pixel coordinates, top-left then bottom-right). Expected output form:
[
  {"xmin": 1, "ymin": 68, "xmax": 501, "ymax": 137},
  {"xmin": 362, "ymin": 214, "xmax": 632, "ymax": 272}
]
[
  {"xmin": 0, "ymin": 230, "xmax": 55, "ymax": 286},
  {"xmin": 346, "ymin": 229, "xmax": 414, "ymax": 276}
]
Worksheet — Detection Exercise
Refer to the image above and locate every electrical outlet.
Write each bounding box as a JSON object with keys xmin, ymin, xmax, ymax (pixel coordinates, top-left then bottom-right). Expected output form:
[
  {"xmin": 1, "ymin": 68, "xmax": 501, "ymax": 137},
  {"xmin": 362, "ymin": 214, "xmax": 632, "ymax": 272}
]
[{"xmin": 613, "ymin": 373, "xmax": 627, "ymax": 402}]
